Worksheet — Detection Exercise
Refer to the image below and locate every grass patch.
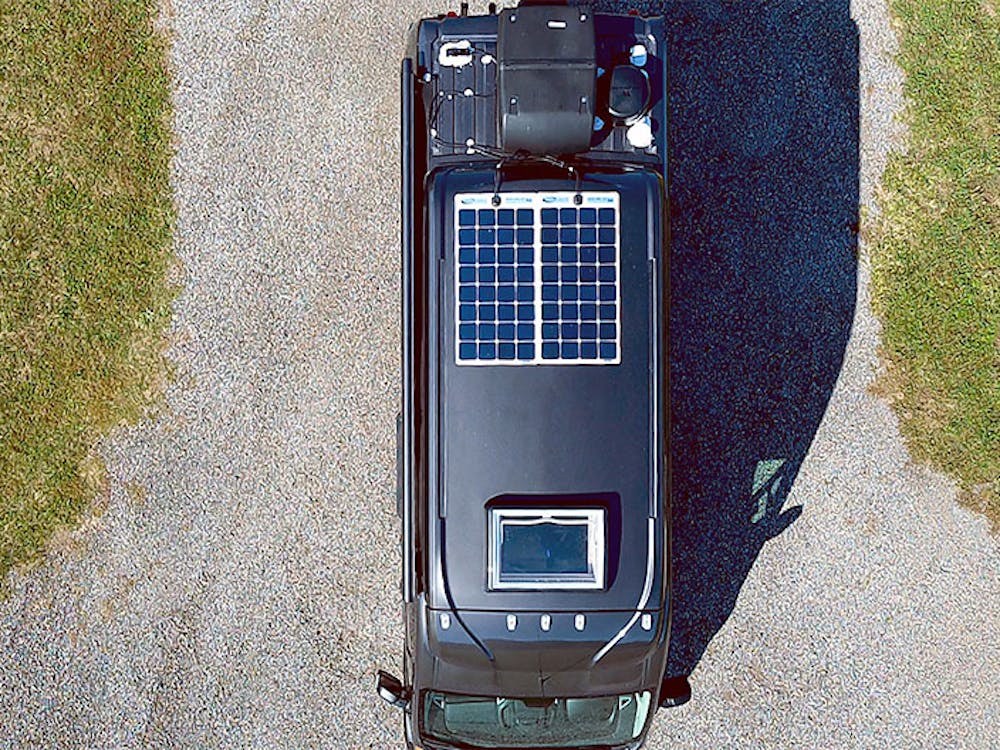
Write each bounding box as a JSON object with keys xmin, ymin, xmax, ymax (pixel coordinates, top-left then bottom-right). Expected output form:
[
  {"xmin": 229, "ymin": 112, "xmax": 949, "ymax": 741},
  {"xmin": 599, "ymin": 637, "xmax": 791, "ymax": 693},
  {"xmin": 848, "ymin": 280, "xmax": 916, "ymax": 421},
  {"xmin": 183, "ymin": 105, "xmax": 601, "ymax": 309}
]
[
  {"xmin": 0, "ymin": 0, "xmax": 175, "ymax": 581},
  {"xmin": 871, "ymin": 0, "xmax": 999, "ymax": 525}
]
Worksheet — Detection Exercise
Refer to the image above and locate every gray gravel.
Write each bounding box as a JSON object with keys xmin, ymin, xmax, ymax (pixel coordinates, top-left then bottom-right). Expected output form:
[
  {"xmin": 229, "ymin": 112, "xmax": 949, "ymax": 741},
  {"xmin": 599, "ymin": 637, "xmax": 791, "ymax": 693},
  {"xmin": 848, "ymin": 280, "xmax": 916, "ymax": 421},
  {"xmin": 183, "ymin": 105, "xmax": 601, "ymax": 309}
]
[{"xmin": 2, "ymin": 1, "xmax": 998, "ymax": 748}]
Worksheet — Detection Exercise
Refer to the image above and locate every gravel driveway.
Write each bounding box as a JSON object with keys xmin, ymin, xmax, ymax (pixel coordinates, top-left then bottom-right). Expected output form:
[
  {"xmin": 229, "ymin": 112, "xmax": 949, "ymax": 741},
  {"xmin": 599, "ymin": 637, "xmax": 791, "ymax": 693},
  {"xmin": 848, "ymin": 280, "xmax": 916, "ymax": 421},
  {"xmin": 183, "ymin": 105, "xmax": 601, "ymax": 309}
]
[{"xmin": 2, "ymin": 1, "xmax": 998, "ymax": 748}]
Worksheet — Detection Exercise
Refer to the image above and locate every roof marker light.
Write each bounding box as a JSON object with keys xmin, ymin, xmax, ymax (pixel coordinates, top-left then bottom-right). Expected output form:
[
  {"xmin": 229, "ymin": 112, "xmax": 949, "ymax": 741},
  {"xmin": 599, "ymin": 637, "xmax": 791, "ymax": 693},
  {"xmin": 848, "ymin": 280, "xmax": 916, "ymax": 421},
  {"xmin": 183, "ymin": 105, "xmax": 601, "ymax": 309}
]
[
  {"xmin": 574, "ymin": 614, "xmax": 586, "ymax": 631},
  {"xmin": 641, "ymin": 613, "xmax": 653, "ymax": 631},
  {"xmin": 506, "ymin": 614, "xmax": 518, "ymax": 631},
  {"xmin": 440, "ymin": 613, "xmax": 451, "ymax": 630},
  {"xmin": 540, "ymin": 614, "xmax": 551, "ymax": 632}
]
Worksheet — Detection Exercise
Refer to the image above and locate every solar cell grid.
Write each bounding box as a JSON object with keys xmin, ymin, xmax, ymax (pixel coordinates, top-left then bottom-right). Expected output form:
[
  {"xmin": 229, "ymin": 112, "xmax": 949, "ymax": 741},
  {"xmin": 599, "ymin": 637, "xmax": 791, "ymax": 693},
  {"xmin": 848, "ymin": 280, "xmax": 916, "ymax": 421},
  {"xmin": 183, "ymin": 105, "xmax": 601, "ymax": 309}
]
[{"xmin": 454, "ymin": 192, "xmax": 621, "ymax": 366}]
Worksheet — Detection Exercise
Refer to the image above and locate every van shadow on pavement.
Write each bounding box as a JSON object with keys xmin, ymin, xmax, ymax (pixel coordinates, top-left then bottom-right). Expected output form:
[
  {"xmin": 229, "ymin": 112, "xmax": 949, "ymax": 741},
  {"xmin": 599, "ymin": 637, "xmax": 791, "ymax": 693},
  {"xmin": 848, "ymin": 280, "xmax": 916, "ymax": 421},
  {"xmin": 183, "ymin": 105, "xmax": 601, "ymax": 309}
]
[{"xmin": 593, "ymin": 0, "xmax": 860, "ymax": 680}]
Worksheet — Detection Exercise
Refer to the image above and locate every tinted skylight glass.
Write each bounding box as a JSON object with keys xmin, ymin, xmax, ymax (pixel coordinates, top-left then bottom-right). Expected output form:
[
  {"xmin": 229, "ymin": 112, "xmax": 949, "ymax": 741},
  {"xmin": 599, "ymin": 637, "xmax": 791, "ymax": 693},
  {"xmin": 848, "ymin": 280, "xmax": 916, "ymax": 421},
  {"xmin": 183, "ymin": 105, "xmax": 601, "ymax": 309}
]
[
  {"xmin": 488, "ymin": 508, "xmax": 605, "ymax": 590},
  {"xmin": 501, "ymin": 522, "xmax": 589, "ymax": 575}
]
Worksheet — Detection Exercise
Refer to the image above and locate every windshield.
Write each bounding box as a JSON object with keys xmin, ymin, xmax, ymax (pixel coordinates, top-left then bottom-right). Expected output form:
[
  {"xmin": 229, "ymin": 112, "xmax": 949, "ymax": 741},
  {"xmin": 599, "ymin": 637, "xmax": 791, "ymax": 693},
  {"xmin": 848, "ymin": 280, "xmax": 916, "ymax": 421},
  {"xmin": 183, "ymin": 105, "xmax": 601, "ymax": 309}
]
[{"xmin": 421, "ymin": 690, "xmax": 652, "ymax": 749}]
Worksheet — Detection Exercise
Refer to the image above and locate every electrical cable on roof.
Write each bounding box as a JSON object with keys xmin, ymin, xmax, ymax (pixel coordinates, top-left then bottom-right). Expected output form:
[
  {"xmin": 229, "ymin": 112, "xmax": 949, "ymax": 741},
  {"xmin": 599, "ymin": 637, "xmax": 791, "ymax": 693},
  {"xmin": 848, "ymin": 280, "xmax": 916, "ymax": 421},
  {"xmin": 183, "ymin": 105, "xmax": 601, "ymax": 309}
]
[
  {"xmin": 421, "ymin": 17, "xmax": 659, "ymax": 199},
  {"xmin": 438, "ymin": 520, "xmax": 495, "ymax": 663},
  {"xmin": 422, "ymin": 59, "xmax": 599, "ymax": 198}
]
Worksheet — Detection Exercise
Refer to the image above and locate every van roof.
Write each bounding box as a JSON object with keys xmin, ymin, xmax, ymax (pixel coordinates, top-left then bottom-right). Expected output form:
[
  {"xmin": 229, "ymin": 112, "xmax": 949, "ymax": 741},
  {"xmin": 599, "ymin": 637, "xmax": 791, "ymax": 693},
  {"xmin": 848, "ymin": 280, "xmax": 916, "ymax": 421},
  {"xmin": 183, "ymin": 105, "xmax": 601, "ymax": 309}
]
[{"xmin": 424, "ymin": 167, "xmax": 667, "ymax": 614}]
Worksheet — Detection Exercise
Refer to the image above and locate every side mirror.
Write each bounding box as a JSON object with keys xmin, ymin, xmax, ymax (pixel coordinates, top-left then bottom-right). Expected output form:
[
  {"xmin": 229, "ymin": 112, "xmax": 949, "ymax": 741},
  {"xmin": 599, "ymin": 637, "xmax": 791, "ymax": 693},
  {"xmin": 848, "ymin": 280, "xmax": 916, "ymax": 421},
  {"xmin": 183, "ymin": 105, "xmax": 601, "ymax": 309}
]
[
  {"xmin": 376, "ymin": 670, "xmax": 410, "ymax": 709},
  {"xmin": 658, "ymin": 675, "xmax": 692, "ymax": 709}
]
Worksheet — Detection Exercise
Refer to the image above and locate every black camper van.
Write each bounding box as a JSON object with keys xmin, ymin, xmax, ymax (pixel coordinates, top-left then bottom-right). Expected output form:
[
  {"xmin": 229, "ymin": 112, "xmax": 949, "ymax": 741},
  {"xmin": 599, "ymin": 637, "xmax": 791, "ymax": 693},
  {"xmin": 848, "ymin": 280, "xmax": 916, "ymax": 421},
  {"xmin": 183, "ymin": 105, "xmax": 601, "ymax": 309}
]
[{"xmin": 378, "ymin": 4, "xmax": 686, "ymax": 748}]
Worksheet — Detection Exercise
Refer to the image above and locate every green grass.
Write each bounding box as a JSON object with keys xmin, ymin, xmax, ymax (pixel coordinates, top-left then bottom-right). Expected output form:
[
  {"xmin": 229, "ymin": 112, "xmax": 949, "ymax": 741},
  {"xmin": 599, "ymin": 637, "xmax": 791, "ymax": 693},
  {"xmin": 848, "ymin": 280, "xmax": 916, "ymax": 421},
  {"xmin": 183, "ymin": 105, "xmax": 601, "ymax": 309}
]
[
  {"xmin": 0, "ymin": 0, "xmax": 175, "ymax": 581},
  {"xmin": 871, "ymin": 0, "xmax": 1000, "ymax": 525}
]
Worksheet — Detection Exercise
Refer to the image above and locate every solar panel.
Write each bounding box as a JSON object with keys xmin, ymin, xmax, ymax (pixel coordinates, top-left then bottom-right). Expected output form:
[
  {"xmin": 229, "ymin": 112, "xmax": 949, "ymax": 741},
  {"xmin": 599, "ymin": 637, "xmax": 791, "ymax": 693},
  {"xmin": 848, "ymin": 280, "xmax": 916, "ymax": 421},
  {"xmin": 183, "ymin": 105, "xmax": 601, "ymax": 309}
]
[{"xmin": 454, "ymin": 191, "xmax": 621, "ymax": 366}]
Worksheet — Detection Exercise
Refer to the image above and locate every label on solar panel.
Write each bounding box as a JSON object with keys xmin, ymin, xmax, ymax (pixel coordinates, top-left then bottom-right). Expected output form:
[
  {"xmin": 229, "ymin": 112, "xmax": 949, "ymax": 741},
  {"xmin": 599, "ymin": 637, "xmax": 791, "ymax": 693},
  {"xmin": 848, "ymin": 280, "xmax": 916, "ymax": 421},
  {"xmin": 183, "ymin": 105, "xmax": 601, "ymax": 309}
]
[{"xmin": 454, "ymin": 192, "xmax": 621, "ymax": 365}]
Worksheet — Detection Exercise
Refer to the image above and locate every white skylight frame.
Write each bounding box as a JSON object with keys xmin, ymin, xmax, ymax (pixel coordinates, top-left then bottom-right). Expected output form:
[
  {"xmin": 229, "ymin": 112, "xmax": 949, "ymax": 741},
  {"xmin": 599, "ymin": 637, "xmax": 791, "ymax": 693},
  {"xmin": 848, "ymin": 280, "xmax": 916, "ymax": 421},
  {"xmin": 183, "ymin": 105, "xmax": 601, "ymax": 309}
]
[{"xmin": 488, "ymin": 507, "xmax": 606, "ymax": 591}]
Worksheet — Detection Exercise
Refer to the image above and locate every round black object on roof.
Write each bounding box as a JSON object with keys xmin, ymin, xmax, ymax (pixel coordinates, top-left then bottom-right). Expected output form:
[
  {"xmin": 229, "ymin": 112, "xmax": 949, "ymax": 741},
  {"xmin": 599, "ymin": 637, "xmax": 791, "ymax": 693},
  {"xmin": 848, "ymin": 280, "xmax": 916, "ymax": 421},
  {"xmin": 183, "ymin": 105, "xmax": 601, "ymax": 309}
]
[{"xmin": 605, "ymin": 64, "xmax": 651, "ymax": 123}]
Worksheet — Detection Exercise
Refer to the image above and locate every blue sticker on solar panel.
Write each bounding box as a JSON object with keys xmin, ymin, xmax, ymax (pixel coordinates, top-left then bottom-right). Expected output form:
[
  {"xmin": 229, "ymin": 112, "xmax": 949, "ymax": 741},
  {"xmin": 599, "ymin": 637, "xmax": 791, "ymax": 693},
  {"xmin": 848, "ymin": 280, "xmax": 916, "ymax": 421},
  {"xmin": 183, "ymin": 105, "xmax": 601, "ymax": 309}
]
[{"xmin": 454, "ymin": 192, "xmax": 620, "ymax": 365}]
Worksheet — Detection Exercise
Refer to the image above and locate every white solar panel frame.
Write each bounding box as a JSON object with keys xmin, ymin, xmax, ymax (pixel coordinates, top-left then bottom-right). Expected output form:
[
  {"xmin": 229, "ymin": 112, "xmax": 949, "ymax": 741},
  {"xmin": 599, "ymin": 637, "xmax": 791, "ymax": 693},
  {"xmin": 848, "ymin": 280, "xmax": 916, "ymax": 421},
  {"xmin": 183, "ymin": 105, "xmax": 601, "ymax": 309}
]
[{"xmin": 453, "ymin": 191, "xmax": 622, "ymax": 366}]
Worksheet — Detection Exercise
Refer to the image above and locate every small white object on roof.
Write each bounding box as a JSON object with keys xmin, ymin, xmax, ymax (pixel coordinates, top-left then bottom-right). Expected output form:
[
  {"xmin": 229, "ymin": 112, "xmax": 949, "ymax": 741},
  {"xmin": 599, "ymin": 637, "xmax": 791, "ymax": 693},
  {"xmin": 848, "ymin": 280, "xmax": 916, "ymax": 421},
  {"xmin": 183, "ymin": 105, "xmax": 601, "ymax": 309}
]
[
  {"xmin": 540, "ymin": 614, "xmax": 551, "ymax": 632},
  {"xmin": 439, "ymin": 40, "xmax": 473, "ymax": 68},
  {"xmin": 440, "ymin": 612, "xmax": 451, "ymax": 630},
  {"xmin": 629, "ymin": 43, "xmax": 648, "ymax": 67},
  {"xmin": 506, "ymin": 614, "xmax": 518, "ymax": 631},
  {"xmin": 574, "ymin": 614, "xmax": 586, "ymax": 631},
  {"xmin": 627, "ymin": 117, "xmax": 654, "ymax": 149}
]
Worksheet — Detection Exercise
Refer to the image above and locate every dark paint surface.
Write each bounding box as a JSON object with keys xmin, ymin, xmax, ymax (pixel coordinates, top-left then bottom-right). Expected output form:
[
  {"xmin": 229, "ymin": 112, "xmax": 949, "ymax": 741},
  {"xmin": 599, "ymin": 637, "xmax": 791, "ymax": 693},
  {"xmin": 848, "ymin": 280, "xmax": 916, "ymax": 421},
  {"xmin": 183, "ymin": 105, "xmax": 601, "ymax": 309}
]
[{"xmin": 433, "ymin": 170, "xmax": 665, "ymax": 615}]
